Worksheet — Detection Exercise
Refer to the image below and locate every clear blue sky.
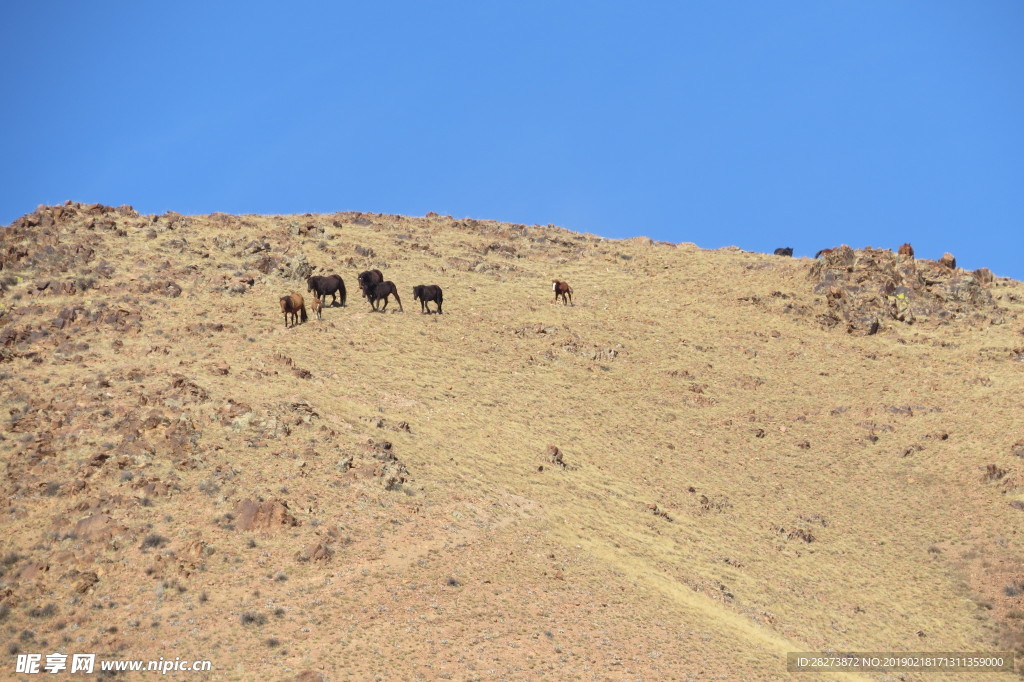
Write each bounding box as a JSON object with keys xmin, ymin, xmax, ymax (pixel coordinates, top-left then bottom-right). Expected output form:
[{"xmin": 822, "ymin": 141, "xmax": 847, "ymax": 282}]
[{"xmin": 2, "ymin": 1, "xmax": 1022, "ymax": 277}]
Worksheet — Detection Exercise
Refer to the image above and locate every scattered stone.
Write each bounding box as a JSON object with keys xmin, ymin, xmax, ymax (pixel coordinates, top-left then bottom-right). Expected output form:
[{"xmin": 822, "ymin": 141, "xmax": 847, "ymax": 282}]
[
  {"xmin": 295, "ymin": 542, "xmax": 333, "ymax": 563},
  {"xmin": 234, "ymin": 499, "xmax": 299, "ymax": 532},
  {"xmin": 546, "ymin": 445, "xmax": 565, "ymax": 468},
  {"xmin": 981, "ymin": 464, "xmax": 1008, "ymax": 483},
  {"xmin": 810, "ymin": 245, "xmax": 999, "ymax": 333}
]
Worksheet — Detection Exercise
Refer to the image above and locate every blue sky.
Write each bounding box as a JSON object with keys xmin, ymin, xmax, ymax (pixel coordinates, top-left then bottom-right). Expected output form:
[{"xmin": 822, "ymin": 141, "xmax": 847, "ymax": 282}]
[{"xmin": 2, "ymin": 1, "xmax": 1022, "ymax": 277}]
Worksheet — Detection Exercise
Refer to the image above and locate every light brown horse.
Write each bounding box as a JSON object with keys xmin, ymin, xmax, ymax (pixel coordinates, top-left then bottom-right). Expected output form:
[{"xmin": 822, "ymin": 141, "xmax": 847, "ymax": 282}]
[
  {"xmin": 552, "ymin": 280, "xmax": 573, "ymax": 305},
  {"xmin": 898, "ymin": 242, "xmax": 915, "ymax": 258},
  {"xmin": 310, "ymin": 296, "xmax": 322, "ymax": 320},
  {"xmin": 280, "ymin": 293, "xmax": 308, "ymax": 327}
]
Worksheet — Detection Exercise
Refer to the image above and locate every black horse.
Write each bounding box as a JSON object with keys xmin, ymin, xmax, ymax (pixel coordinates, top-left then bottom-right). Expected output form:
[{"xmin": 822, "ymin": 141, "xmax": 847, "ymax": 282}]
[
  {"xmin": 773, "ymin": 247, "xmax": 793, "ymax": 257},
  {"xmin": 307, "ymin": 274, "xmax": 346, "ymax": 307},
  {"xmin": 413, "ymin": 285, "xmax": 443, "ymax": 314},
  {"xmin": 357, "ymin": 269, "xmax": 384, "ymax": 299},
  {"xmin": 366, "ymin": 281, "xmax": 403, "ymax": 312}
]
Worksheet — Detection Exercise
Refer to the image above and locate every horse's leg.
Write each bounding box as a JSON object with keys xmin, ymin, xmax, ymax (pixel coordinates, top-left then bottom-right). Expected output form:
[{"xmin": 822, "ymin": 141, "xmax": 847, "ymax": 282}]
[{"xmin": 393, "ymin": 290, "xmax": 403, "ymax": 312}]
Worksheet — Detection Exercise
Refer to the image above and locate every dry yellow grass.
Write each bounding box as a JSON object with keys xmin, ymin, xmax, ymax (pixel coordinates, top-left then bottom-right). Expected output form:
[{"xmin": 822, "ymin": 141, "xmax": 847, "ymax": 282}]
[{"xmin": 0, "ymin": 204, "xmax": 1021, "ymax": 680}]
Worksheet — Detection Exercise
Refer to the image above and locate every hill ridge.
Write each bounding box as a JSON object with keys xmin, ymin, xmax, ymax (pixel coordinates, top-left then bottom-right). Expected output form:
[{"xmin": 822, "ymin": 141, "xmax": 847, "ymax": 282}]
[{"xmin": 1, "ymin": 201, "xmax": 1022, "ymax": 679}]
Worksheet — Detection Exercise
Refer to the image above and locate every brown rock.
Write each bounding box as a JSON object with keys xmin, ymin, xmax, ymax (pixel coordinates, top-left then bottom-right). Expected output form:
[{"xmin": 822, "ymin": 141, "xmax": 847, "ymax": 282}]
[
  {"xmin": 74, "ymin": 514, "xmax": 126, "ymax": 541},
  {"xmin": 234, "ymin": 499, "xmax": 299, "ymax": 532},
  {"xmin": 974, "ymin": 267, "xmax": 994, "ymax": 285},
  {"xmin": 71, "ymin": 570, "xmax": 99, "ymax": 594},
  {"xmin": 938, "ymin": 252, "xmax": 956, "ymax": 269},
  {"xmin": 296, "ymin": 542, "xmax": 333, "ymax": 563},
  {"xmin": 293, "ymin": 672, "xmax": 328, "ymax": 682}
]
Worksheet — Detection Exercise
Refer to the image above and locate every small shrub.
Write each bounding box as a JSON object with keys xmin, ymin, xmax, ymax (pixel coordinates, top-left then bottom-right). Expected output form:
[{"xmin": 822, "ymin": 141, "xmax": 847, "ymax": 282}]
[
  {"xmin": 1004, "ymin": 581, "xmax": 1024, "ymax": 597},
  {"xmin": 27, "ymin": 604, "xmax": 56, "ymax": 619},
  {"xmin": 140, "ymin": 534, "xmax": 168, "ymax": 550},
  {"xmin": 241, "ymin": 612, "xmax": 267, "ymax": 627}
]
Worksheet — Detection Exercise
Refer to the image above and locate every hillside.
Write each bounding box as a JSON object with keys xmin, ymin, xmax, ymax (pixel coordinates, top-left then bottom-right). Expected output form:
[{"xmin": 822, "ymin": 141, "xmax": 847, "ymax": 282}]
[{"xmin": 1, "ymin": 202, "xmax": 1022, "ymax": 680}]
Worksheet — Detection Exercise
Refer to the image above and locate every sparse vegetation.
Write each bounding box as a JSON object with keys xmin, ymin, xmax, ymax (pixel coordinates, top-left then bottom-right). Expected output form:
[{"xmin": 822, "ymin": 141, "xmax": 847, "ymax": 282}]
[
  {"xmin": 27, "ymin": 604, "xmax": 56, "ymax": 619},
  {"xmin": 140, "ymin": 534, "xmax": 168, "ymax": 550},
  {"xmin": 241, "ymin": 612, "xmax": 267, "ymax": 627},
  {"xmin": 0, "ymin": 204, "xmax": 1021, "ymax": 678}
]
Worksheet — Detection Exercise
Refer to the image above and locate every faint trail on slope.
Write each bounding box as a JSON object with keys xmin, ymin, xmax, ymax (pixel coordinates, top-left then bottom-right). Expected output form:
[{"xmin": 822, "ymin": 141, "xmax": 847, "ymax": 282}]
[{"xmin": 557, "ymin": 528, "xmax": 876, "ymax": 682}]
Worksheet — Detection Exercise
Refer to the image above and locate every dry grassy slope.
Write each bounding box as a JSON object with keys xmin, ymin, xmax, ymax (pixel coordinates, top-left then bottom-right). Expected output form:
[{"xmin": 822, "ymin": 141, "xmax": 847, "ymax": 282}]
[{"xmin": 0, "ymin": 203, "xmax": 1022, "ymax": 680}]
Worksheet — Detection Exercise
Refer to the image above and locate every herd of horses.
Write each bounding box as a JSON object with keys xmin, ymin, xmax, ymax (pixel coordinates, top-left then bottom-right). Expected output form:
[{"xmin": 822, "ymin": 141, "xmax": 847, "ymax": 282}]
[
  {"xmin": 282, "ymin": 270, "xmax": 568, "ymax": 327},
  {"xmin": 282, "ymin": 242, "xmax": 964, "ymax": 327}
]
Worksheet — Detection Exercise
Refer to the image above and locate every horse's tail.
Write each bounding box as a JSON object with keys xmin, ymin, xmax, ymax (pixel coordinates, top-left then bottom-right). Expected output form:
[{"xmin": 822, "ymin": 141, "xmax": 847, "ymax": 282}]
[
  {"xmin": 340, "ymin": 281, "xmax": 346, "ymax": 306},
  {"xmin": 300, "ymin": 305, "xmax": 308, "ymax": 322}
]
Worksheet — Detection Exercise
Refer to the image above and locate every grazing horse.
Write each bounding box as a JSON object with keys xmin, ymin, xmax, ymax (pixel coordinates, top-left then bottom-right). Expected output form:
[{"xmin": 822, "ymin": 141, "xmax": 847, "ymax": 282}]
[
  {"xmin": 307, "ymin": 274, "xmax": 346, "ymax": 307},
  {"xmin": 310, "ymin": 296, "xmax": 322, "ymax": 321},
  {"xmin": 773, "ymin": 247, "xmax": 793, "ymax": 257},
  {"xmin": 898, "ymin": 242, "xmax": 915, "ymax": 258},
  {"xmin": 814, "ymin": 248, "xmax": 834, "ymax": 258},
  {"xmin": 357, "ymin": 269, "xmax": 384, "ymax": 299},
  {"xmin": 552, "ymin": 280, "xmax": 573, "ymax": 305},
  {"xmin": 366, "ymin": 281, "xmax": 403, "ymax": 312},
  {"xmin": 412, "ymin": 285, "xmax": 443, "ymax": 314},
  {"xmin": 279, "ymin": 293, "xmax": 307, "ymax": 328}
]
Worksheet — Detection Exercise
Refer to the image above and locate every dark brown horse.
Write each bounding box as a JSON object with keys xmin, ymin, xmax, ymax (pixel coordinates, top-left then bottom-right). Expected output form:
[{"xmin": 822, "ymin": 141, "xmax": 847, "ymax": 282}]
[
  {"xmin": 307, "ymin": 274, "xmax": 346, "ymax": 307},
  {"xmin": 898, "ymin": 242, "xmax": 915, "ymax": 258},
  {"xmin": 552, "ymin": 280, "xmax": 573, "ymax": 305},
  {"xmin": 412, "ymin": 284, "xmax": 443, "ymax": 314},
  {"xmin": 366, "ymin": 281, "xmax": 403, "ymax": 312},
  {"xmin": 358, "ymin": 269, "xmax": 384, "ymax": 299},
  {"xmin": 280, "ymin": 293, "xmax": 308, "ymax": 327}
]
